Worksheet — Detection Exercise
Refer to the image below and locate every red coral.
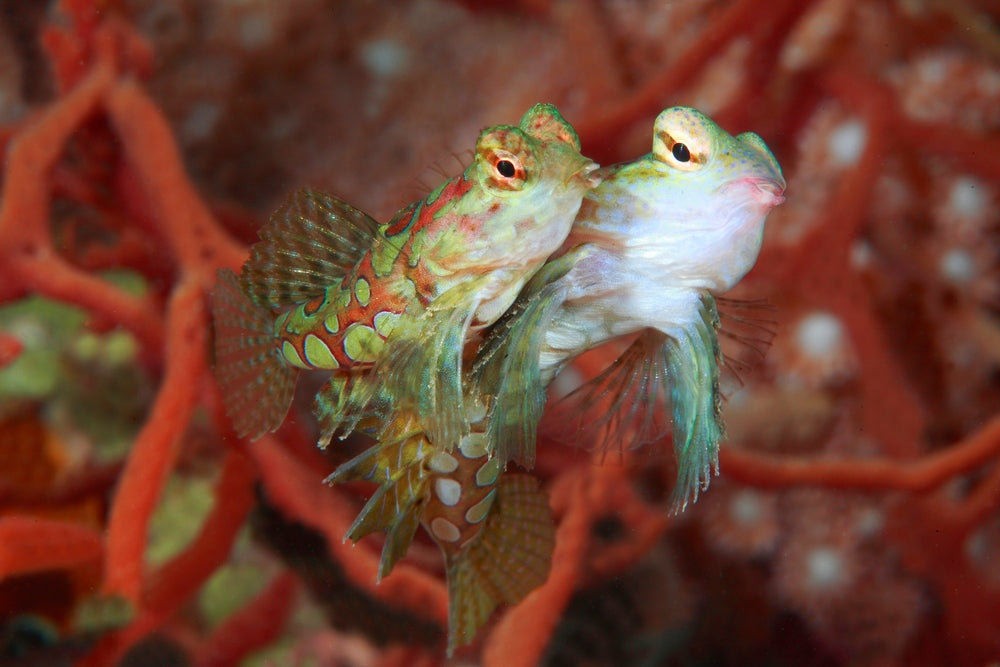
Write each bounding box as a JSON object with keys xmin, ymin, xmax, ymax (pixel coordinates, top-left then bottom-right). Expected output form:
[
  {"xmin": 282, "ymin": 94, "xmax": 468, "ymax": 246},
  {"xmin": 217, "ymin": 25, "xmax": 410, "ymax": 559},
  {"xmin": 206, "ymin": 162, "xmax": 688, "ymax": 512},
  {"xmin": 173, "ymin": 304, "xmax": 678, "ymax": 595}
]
[{"xmin": 0, "ymin": 1, "xmax": 999, "ymax": 666}]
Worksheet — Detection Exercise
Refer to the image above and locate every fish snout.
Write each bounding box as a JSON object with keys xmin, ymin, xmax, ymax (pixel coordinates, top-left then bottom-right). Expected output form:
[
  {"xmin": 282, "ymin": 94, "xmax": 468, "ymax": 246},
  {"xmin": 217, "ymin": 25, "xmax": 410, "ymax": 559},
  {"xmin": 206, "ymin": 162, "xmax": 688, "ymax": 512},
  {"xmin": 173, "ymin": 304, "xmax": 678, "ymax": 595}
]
[
  {"xmin": 573, "ymin": 160, "xmax": 603, "ymax": 189},
  {"xmin": 746, "ymin": 176, "xmax": 786, "ymax": 208}
]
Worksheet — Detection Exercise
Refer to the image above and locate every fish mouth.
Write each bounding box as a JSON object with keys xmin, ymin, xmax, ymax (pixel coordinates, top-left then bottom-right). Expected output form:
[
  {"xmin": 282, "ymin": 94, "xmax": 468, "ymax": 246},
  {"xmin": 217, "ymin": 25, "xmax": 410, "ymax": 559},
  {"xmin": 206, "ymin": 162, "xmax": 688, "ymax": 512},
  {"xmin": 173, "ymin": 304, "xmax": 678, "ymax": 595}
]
[
  {"xmin": 745, "ymin": 177, "xmax": 786, "ymax": 207},
  {"xmin": 573, "ymin": 161, "xmax": 603, "ymax": 188}
]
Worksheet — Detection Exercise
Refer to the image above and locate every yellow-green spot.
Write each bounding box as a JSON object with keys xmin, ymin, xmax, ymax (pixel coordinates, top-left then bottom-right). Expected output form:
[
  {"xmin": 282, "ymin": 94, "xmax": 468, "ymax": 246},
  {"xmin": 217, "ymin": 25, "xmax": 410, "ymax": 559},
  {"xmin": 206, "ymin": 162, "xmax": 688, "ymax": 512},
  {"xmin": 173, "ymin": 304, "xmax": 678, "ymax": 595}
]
[
  {"xmin": 464, "ymin": 489, "xmax": 497, "ymax": 524},
  {"xmin": 373, "ymin": 311, "xmax": 399, "ymax": 337},
  {"xmin": 355, "ymin": 277, "xmax": 371, "ymax": 306},
  {"xmin": 425, "ymin": 178, "xmax": 449, "ymax": 205},
  {"xmin": 373, "ymin": 235, "xmax": 406, "ymax": 277},
  {"xmin": 281, "ymin": 341, "xmax": 309, "ymax": 369},
  {"xmin": 304, "ymin": 334, "xmax": 338, "ymax": 369},
  {"xmin": 475, "ymin": 456, "xmax": 501, "ymax": 487},
  {"xmin": 334, "ymin": 288, "xmax": 352, "ymax": 309},
  {"xmin": 343, "ymin": 323, "xmax": 384, "ymax": 362},
  {"xmin": 273, "ymin": 311, "xmax": 290, "ymax": 336},
  {"xmin": 323, "ymin": 311, "xmax": 339, "ymax": 334}
]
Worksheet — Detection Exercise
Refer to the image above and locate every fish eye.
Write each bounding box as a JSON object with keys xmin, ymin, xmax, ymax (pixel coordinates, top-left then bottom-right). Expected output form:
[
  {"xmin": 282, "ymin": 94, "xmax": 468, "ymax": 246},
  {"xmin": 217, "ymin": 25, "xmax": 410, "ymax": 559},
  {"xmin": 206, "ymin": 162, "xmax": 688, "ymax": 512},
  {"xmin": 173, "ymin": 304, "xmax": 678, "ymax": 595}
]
[
  {"xmin": 496, "ymin": 159, "xmax": 516, "ymax": 178},
  {"xmin": 672, "ymin": 143, "xmax": 691, "ymax": 162},
  {"xmin": 484, "ymin": 148, "xmax": 527, "ymax": 191}
]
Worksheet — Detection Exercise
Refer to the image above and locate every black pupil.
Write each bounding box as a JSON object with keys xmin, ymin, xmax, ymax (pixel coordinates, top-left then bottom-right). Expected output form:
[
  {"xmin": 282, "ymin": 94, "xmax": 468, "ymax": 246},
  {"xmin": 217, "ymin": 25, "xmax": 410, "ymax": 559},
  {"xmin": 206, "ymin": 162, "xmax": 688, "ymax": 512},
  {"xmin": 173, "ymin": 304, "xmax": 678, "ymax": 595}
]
[
  {"xmin": 497, "ymin": 160, "xmax": 516, "ymax": 178},
  {"xmin": 672, "ymin": 143, "xmax": 691, "ymax": 162}
]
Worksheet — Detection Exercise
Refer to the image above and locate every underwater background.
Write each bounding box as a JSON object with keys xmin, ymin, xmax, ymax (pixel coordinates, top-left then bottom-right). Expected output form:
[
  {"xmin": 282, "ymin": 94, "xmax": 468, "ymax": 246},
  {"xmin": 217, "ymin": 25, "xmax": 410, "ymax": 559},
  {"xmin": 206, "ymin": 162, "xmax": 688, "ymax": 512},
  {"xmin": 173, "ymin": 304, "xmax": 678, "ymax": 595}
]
[{"xmin": 0, "ymin": 0, "xmax": 998, "ymax": 665}]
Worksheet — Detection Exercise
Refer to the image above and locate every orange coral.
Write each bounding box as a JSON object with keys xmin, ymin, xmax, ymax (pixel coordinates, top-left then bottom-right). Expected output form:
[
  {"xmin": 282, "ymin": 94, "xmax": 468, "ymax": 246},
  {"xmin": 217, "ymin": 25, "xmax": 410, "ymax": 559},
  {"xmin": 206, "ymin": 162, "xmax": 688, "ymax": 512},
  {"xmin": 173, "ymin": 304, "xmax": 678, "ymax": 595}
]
[{"xmin": 0, "ymin": 1, "xmax": 999, "ymax": 666}]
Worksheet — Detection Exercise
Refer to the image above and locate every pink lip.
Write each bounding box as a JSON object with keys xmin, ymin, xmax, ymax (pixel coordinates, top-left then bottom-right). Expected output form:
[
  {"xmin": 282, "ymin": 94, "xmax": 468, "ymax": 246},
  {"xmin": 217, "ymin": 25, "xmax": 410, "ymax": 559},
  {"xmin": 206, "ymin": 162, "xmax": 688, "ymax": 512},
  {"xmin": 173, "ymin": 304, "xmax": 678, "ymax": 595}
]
[{"xmin": 746, "ymin": 177, "xmax": 786, "ymax": 207}]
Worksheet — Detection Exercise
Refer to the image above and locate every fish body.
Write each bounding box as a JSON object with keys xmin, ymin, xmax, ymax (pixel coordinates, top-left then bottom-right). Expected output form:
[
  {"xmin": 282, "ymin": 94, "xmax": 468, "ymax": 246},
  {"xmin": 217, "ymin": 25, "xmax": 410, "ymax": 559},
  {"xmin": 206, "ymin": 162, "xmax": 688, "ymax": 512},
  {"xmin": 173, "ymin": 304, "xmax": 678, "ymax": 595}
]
[
  {"xmin": 327, "ymin": 107, "xmax": 785, "ymax": 652},
  {"xmin": 212, "ymin": 103, "xmax": 599, "ymax": 443},
  {"xmin": 478, "ymin": 106, "xmax": 786, "ymax": 509}
]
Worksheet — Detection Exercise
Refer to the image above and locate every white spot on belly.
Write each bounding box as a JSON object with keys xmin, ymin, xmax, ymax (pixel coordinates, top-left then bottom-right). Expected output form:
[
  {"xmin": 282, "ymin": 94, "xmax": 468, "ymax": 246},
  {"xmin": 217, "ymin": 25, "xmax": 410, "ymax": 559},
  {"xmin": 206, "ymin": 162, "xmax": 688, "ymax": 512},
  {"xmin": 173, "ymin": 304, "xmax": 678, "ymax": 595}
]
[
  {"xmin": 459, "ymin": 433, "xmax": 488, "ymax": 459},
  {"xmin": 434, "ymin": 478, "xmax": 462, "ymax": 507},
  {"xmin": 428, "ymin": 451, "xmax": 459, "ymax": 474}
]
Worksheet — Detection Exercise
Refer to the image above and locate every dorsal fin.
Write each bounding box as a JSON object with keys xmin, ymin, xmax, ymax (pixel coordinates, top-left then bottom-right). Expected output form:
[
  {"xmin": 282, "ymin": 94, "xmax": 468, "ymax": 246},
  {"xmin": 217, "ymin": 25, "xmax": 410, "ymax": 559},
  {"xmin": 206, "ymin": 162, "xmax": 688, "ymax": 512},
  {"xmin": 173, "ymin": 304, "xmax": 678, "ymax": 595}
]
[{"xmin": 241, "ymin": 188, "xmax": 381, "ymax": 307}]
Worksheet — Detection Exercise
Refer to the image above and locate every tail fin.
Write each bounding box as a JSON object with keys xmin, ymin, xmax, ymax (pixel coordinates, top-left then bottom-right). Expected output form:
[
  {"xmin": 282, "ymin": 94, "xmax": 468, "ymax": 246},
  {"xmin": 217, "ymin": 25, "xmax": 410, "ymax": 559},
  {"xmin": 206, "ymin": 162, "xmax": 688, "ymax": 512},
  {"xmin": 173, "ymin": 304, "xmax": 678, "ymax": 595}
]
[
  {"xmin": 212, "ymin": 268, "xmax": 297, "ymax": 439},
  {"xmin": 446, "ymin": 474, "xmax": 555, "ymax": 654}
]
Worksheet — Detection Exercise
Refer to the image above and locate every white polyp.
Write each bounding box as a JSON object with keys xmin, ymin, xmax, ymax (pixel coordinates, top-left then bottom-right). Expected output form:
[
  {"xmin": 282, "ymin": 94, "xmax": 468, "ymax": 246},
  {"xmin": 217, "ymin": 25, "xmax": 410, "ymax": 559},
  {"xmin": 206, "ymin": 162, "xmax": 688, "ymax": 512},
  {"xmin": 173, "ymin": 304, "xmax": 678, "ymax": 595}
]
[
  {"xmin": 239, "ymin": 13, "xmax": 273, "ymax": 49},
  {"xmin": 730, "ymin": 489, "xmax": 765, "ymax": 526},
  {"xmin": 939, "ymin": 248, "xmax": 975, "ymax": 284},
  {"xmin": 795, "ymin": 311, "xmax": 845, "ymax": 360},
  {"xmin": 806, "ymin": 546, "xmax": 846, "ymax": 590},
  {"xmin": 947, "ymin": 176, "xmax": 985, "ymax": 217},
  {"xmin": 827, "ymin": 119, "xmax": 867, "ymax": 166},
  {"xmin": 360, "ymin": 39, "xmax": 410, "ymax": 79},
  {"xmin": 849, "ymin": 240, "xmax": 872, "ymax": 269},
  {"xmin": 182, "ymin": 102, "xmax": 222, "ymax": 141}
]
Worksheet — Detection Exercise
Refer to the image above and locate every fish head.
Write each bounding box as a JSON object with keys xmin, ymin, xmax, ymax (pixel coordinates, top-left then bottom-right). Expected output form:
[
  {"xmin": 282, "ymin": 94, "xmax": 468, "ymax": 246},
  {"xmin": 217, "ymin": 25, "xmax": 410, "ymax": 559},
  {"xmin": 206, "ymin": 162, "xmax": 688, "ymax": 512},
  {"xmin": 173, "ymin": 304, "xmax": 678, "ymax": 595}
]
[
  {"xmin": 578, "ymin": 106, "xmax": 785, "ymax": 295},
  {"xmin": 430, "ymin": 104, "xmax": 600, "ymax": 323},
  {"xmin": 648, "ymin": 106, "xmax": 785, "ymax": 291}
]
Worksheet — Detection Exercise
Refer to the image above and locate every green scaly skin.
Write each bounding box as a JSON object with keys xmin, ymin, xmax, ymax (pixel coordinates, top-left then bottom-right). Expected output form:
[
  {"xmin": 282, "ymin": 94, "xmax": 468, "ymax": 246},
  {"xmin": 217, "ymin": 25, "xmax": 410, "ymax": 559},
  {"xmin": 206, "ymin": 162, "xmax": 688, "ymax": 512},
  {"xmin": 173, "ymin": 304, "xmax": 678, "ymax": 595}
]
[{"xmin": 212, "ymin": 104, "xmax": 599, "ymax": 445}]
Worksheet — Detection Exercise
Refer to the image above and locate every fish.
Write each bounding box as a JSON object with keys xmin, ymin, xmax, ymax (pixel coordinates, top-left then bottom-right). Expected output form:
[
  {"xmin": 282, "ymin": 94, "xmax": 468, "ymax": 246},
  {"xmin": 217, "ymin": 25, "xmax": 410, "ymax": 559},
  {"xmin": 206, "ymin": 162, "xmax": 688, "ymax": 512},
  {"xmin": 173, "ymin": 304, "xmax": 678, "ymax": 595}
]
[
  {"xmin": 211, "ymin": 103, "xmax": 600, "ymax": 445},
  {"xmin": 475, "ymin": 105, "xmax": 787, "ymax": 511},
  {"xmin": 326, "ymin": 106, "xmax": 786, "ymax": 653}
]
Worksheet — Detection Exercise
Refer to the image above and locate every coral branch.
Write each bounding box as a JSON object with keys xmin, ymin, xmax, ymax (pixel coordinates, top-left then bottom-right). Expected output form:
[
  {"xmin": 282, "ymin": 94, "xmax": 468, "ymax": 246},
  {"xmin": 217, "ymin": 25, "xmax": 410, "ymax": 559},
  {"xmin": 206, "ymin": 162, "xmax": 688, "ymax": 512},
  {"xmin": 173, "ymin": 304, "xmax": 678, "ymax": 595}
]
[
  {"xmin": 143, "ymin": 450, "xmax": 256, "ymax": 614},
  {"xmin": 193, "ymin": 572, "xmax": 299, "ymax": 667},
  {"xmin": 0, "ymin": 516, "xmax": 103, "ymax": 579},
  {"xmin": 105, "ymin": 81, "xmax": 248, "ymax": 280},
  {"xmin": 721, "ymin": 414, "xmax": 1000, "ymax": 492},
  {"xmin": 483, "ymin": 471, "xmax": 592, "ymax": 667},
  {"xmin": 102, "ymin": 279, "xmax": 207, "ymax": 604}
]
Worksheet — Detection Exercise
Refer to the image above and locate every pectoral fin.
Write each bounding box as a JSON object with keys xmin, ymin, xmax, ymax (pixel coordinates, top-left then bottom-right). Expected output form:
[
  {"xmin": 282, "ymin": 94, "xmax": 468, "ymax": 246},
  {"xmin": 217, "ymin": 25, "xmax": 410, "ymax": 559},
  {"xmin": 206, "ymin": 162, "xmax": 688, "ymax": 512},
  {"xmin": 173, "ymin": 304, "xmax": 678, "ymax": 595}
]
[{"xmin": 474, "ymin": 249, "xmax": 584, "ymax": 468}]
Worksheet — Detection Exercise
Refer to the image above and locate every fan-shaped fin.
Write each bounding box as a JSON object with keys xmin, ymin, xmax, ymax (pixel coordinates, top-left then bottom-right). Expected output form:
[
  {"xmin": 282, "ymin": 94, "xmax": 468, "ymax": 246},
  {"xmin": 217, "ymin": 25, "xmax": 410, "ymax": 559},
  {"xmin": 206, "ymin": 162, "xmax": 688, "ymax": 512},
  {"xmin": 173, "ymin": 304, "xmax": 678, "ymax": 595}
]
[
  {"xmin": 715, "ymin": 296, "xmax": 776, "ymax": 396},
  {"xmin": 241, "ymin": 188, "xmax": 382, "ymax": 307},
  {"xmin": 473, "ymin": 248, "xmax": 585, "ymax": 468},
  {"xmin": 211, "ymin": 268, "xmax": 296, "ymax": 439},
  {"xmin": 546, "ymin": 329, "xmax": 673, "ymax": 460},
  {"xmin": 445, "ymin": 474, "xmax": 554, "ymax": 655}
]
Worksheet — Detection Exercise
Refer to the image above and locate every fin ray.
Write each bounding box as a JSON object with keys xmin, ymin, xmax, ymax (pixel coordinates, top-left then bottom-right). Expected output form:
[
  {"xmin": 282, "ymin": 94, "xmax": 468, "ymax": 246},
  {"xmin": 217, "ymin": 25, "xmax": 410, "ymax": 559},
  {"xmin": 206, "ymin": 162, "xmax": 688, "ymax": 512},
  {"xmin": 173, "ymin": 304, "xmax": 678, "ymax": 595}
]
[
  {"xmin": 211, "ymin": 268, "xmax": 296, "ymax": 439},
  {"xmin": 241, "ymin": 189, "xmax": 381, "ymax": 307},
  {"xmin": 547, "ymin": 329, "xmax": 673, "ymax": 460},
  {"xmin": 474, "ymin": 249, "xmax": 584, "ymax": 468},
  {"xmin": 325, "ymin": 431, "xmax": 430, "ymax": 579},
  {"xmin": 445, "ymin": 474, "xmax": 554, "ymax": 654}
]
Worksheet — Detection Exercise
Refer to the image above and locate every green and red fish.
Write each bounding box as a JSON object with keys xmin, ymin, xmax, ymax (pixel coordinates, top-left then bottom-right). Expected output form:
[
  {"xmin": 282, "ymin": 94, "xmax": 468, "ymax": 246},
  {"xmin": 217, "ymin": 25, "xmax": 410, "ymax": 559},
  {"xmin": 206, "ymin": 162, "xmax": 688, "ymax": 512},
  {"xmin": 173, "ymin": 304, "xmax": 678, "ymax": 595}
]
[
  {"xmin": 212, "ymin": 103, "xmax": 600, "ymax": 445},
  {"xmin": 328, "ymin": 106, "xmax": 786, "ymax": 653}
]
